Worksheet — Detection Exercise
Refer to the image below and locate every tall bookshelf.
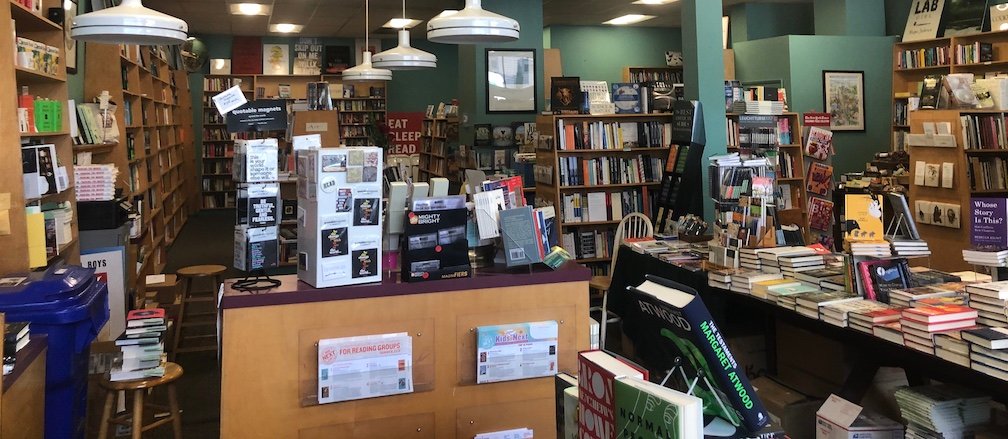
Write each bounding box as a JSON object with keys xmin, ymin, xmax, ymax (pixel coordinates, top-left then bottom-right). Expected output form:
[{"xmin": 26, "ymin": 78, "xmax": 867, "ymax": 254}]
[
  {"xmin": 198, "ymin": 74, "xmax": 387, "ymax": 210},
  {"xmin": 418, "ymin": 116, "xmax": 457, "ymax": 181},
  {"xmin": 84, "ymin": 43, "xmax": 197, "ymax": 298},
  {"xmin": 725, "ymin": 112, "xmax": 812, "ymax": 239},
  {"xmin": 0, "ymin": 0, "xmax": 80, "ymax": 272},
  {"xmin": 535, "ymin": 114, "xmax": 673, "ymax": 267}
]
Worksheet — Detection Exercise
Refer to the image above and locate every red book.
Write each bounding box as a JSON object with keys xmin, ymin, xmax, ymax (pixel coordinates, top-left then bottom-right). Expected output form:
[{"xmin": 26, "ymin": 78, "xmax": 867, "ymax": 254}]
[
  {"xmin": 854, "ymin": 308, "xmax": 902, "ymax": 324},
  {"xmin": 577, "ymin": 350, "xmax": 648, "ymax": 439},
  {"xmin": 900, "ymin": 317, "xmax": 976, "ymax": 333},
  {"xmin": 126, "ymin": 308, "xmax": 165, "ymax": 321},
  {"xmin": 901, "ymin": 305, "xmax": 978, "ymax": 324}
]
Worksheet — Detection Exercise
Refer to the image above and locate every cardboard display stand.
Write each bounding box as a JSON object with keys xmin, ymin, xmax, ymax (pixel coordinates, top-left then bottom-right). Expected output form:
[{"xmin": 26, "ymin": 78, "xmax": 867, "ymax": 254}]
[{"xmin": 298, "ymin": 147, "xmax": 384, "ymax": 287}]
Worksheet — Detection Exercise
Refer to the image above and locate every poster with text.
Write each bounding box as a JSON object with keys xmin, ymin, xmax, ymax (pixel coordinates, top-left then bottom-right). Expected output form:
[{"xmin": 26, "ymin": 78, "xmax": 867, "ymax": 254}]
[
  {"xmin": 293, "ymin": 37, "xmax": 322, "ymax": 75},
  {"xmin": 81, "ymin": 246, "xmax": 126, "ymax": 342},
  {"xmin": 387, "ymin": 112, "xmax": 424, "ymax": 155}
]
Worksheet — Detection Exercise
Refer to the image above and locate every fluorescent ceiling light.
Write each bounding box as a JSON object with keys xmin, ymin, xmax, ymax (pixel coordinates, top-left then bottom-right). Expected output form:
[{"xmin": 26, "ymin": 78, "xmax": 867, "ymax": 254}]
[
  {"xmin": 70, "ymin": 0, "xmax": 188, "ymax": 45},
  {"xmin": 633, "ymin": 0, "xmax": 677, "ymax": 4},
  {"xmin": 230, "ymin": 3, "xmax": 271, "ymax": 16},
  {"xmin": 383, "ymin": 18, "xmax": 422, "ymax": 29},
  {"xmin": 269, "ymin": 23, "xmax": 303, "ymax": 33},
  {"xmin": 603, "ymin": 14, "xmax": 656, "ymax": 25},
  {"xmin": 427, "ymin": 0, "xmax": 519, "ymax": 44}
]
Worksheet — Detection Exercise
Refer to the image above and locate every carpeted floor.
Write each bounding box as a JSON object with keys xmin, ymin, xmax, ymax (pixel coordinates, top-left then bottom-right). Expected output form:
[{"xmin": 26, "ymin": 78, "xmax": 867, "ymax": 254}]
[{"xmin": 147, "ymin": 209, "xmax": 294, "ymax": 439}]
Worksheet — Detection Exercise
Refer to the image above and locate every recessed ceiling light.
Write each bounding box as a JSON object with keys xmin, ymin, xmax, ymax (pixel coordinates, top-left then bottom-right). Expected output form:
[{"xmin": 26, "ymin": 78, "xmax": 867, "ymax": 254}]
[
  {"xmin": 269, "ymin": 23, "xmax": 303, "ymax": 33},
  {"xmin": 230, "ymin": 3, "xmax": 271, "ymax": 16},
  {"xmin": 633, "ymin": 0, "xmax": 677, "ymax": 4},
  {"xmin": 383, "ymin": 18, "xmax": 422, "ymax": 29},
  {"xmin": 603, "ymin": 14, "xmax": 656, "ymax": 25}
]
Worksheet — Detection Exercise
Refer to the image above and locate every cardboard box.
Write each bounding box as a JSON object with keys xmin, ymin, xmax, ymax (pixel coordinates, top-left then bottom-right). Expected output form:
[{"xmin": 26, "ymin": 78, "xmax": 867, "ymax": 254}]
[
  {"xmin": 753, "ymin": 376, "xmax": 823, "ymax": 439},
  {"xmin": 816, "ymin": 395, "xmax": 903, "ymax": 439}
]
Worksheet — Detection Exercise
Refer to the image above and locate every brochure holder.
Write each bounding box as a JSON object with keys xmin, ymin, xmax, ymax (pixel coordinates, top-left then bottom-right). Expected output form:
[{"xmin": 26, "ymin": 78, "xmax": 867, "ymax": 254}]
[{"xmin": 401, "ymin": 207, "xmax": 471, "ymax": 282}]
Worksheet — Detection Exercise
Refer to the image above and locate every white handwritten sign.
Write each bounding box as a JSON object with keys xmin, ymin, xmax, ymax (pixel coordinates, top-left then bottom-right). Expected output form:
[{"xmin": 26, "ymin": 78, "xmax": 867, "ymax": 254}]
[{"xmin": 212, "ymin": 85, "xmax": 248, "ymax": 116}]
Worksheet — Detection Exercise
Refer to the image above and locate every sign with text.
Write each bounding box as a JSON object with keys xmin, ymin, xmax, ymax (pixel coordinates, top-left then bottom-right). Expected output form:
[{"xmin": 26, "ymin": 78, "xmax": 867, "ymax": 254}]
[
  {"xmin": 970, "ymin": 197, "xmax": 1008, "ymax": 248},
  {"xmin": 227, "ymin": 99, "xmax": 289, "ymax": 133},
  {"xmin": 802, "ymin": 112, "xmax": 831, "ymax": 128},
  {"xmin": 903, "ymin": 0, "xmax": 945, "ymax": 42},
  {"xmin": 387, "ymin": 112, "xmax": 424, "ymax": 155}
]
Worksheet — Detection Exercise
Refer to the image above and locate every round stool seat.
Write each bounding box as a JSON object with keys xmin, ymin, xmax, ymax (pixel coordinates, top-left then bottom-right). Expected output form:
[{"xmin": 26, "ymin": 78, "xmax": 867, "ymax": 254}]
[
  {"xmin": 100, "ymin": 362, "xmax": 183, "ymax": 391},
  {"xmin": 177, "ymin": 265, "xmax": 227, "ymax": 278}
]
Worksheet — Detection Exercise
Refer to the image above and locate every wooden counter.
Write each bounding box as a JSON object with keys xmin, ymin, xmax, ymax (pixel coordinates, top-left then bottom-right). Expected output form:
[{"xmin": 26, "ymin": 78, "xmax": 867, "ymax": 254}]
[
  {"xmin": 2, "ymin": 335, "xmax": 47, "ymax": 439},
  {"xmin": 220, "ymin": 265, "xmax": 591, "ymax": 439}
]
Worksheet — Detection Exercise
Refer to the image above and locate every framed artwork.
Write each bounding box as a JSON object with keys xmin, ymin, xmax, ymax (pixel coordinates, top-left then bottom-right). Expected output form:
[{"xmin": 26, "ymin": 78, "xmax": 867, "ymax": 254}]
[
  {"xmin": 492, "ymin": 125, "xmax": 514, "ymax": 147},
  {"xmin": 486, "ymin": 49, "xmax": 536, "ymax": 113},
  {"xmin": 474, "ymin": 124, "xmax": 492, "ymax": 147},
  {"xmin": 65, "ymin": 0, "xmax": 78, "ymax": 74},
  {"xmin": 323, "ymin": 46, "xmax": 351, "ymax": 74},
  {"xmin": 263, "ymin": 44, "xmax": 290, "ymax": 75},
  {"xmin": 823, "ymin": 70, "xmax": 865, "ymax": 131}
]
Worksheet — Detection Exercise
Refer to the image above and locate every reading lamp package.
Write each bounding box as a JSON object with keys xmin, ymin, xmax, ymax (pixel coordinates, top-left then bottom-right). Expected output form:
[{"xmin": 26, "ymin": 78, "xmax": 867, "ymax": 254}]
[
  {"xmin": 401, "ymin": 206, "xmax": 471, "ymax": 282},
  {"xmin": 298, "ymin": 147, "xmax": 384, "ymax": 287}
]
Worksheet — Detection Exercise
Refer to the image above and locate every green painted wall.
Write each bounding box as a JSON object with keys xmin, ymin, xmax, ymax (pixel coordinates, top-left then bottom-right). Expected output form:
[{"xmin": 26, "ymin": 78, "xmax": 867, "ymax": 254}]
[
  {"xmin": 728, "ymin": 3, "xmax": 814, "ymax": 46},
  {"xmin": 733, "ymin": 36, "xmax": 792, "ymax": 91},
  {"xmin": 814, "ymin": 0, "xmax": 884, "ymax": 36},
  {"xmin": 544, "ymin": 26, "xmax": 682, "ymax": 84},
  {"xmin": 885, "ymin": 0, "xmax": 913, "ymax": 36}
]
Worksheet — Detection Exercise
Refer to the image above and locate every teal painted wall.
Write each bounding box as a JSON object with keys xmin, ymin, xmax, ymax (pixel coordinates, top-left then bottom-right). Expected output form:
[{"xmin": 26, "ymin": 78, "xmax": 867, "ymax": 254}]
[
  {"xmin": 728, "ymin": 3, "xmax": 813, "ymax": 46},
  {"xmin": 733, "ymin": 36, "xmax": 793, "ymax": 91},
  {"xmin": 544, "ymin": 26, "xmax": 682, "ymax": 84},
  {"xmin": 814, "ymin": 0, "xmax": 884, "ymax": 36},
  {"xmin": 885, "ymin": 0, "xmax": 913, "ymax": 36}
]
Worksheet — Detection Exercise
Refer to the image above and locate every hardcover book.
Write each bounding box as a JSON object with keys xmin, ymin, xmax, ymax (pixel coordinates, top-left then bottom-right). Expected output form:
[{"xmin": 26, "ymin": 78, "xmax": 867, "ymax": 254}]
[
  {"xmin": 808, "ymin": 197, "xmax": 835, "ymax": 231},
  {"xmin": 578, "ymin": 350, "xmax": 648, "ymax": 439},
  {"xmin": 969, "ymin": 198, "xmax": 1008, "ymax": 249},
  {"xmin": 919, "ymin": 75, "xmax": 942, "ymax": 109},
  {"xmin": 962, "ymin": 327, "xmax": 1008, "ymax": 349},
  {"xmin": 625, "ymin": 276, "xmax": 771, "ymax": 435},
  {"xmin": 844, "ymin": 194, "xmax": 884, "ymax": 242},
  {"xmin": 806, "ymin": 162, "xmax": 833, "ymax": 196},
  {"xmin": 551, "ymin": 76, "xmax": 583, "ymax": 113},
  {"xmin": 611, "ymin": 82, "xmax": 642, "ymax": 114},
  {"xmin": 804, "ymin": 126, "xmax": 833, "ymax": 160},
  {"xmin": 614, "ymin": 376, "xmax": 704, "ymax": 439}
]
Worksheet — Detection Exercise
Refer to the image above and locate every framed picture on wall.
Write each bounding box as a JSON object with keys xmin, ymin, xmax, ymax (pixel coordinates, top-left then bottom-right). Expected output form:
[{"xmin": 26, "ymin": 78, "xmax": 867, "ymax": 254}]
[
  {"xmin": 823, "ymin": 70, "xmax": 865, "ymax": 131},
  {"xmin": 486, "ymin": 49, "xmax": 536, "ymax": 113},
  {"xmin": 65, "ymin": 0, "xmax": 78, "ymax": 74}
]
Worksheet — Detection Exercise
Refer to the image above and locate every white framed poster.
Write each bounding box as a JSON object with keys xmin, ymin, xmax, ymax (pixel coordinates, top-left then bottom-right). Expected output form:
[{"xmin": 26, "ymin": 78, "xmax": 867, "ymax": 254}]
[
  {"xmin": 262, "ymin": 44, "xmax": 290, "ymax": 75},
  {"xmin": 903, "ymin": 0, "xmax": 945, "ymax": 42},
  {"xmin": 81, "ymin": 246, "xmax": 126, "ymax": 341},
  {"xmin": 823, "ymin": 70, "xmax": 865, "ymax": 132}
]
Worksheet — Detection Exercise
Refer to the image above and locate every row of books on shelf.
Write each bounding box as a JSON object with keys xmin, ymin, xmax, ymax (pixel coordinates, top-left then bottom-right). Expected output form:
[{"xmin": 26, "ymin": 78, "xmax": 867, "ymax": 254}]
[
  {"xmin": 202, "ymin": 179, "xmax": 234, "ymax": 192},
  {"xmin": 339, "ymin": 113, "xmax": 379, "ymax": 125},
  {"xmin": 560, "ymin": 229, "xmax": 613, "ymax": 260},
  {"xmin": 14, "ymin": 36, "xmax": 60, "ymax": 77},
  {"xmin": 955, "ymin": 41, "xmax": 995, "ymax": 65},
  {"xmin": 556, "ymin": 155, "xmax": 663, "ymax": 187},
  {"xmin": 893, "ymin": 100, "xmax": 909, "ymax": 126},
  {"xmin": 204, "ymin": 77, "xmax": 245, "ymax": 92},
  {"xmin": 726, "ymin": 118, "xmax": 793, "ymax": 149},
  {"xmin": 202, "ymin": 193, "xmax": 236, "ymax": 208},
  {"xmin": 560, "ymin": 190, "xmax": 649, "ymax": 224},
  {"xmin": 339, "ymin": 100, "xmax": 386, "ymax": 112},
  {"xmin": 897, "ymin": 46, "xmax": 950, "ymax": 69},
  {"xmin": 777, "ymin": 150, "xmax": 799, "ymax": 179},
  {"xmin": 203, "ymin": 161, "xmax": 233, "ymax": 174},
  {"xmin": 555, "ymin": 120, "xmax": 672, "ymax": 150},
  {"xmin": 18, "ymin": 90, "xmax": 62, "ymax": 134},
  {"xmin": 961, "ymin": 113, "xmax": 1007, "ymax": 149},
  {"xmin": 625, "ymin": 69, "xmax": 683, "ymax": 83},
  {"xmin": 340, "ymin": 126, "xmax": 368, "ymax": 138},
  {"xmin": 26, "ymin": 203, "xmax": 73, "ymax": 267},
  {"xmin": 967, "ymin": 156, "xmax": 1008, "ymax": 191}
]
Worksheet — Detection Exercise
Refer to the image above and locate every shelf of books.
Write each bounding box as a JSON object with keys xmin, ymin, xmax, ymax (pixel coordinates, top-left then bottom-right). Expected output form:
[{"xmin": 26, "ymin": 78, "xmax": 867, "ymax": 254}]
[
  {"xmin": 622, "ymin": 66, "xmax": 684, "ymax": 83},
  {"xmin": 0, "ymin": 0, "xmax": 79, "ymax": 272},
  {"xmin": 535, "ymin": 114, "xmax": 672, "ymax": 267},
  {"xmin": 891, "ymin": 30, "xmax": 1008, "ymax": 152},
  {"xmin": 84, "ymin": 43, "xmax": 197, "ymax": 297},
  {"xmin": 418, "ymin": 116, "xmax": 457, "ymax": 181},
  {"xmin": 198, "ymin": 74, "xmax": 387, "ymax": 210}
]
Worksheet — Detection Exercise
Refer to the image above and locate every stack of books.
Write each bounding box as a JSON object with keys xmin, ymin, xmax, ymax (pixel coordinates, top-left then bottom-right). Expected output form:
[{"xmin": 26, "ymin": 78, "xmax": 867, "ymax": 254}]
[
  {"xmin": 707, "ymin": 268, "xmax": 734, "ymax": 290},
  {"xmin": 962, "ymin": 327, "xmax": 1008, "ymax": 379},
  {"xmin": 888, "ymin": 237, "xmax": 931, "ymax": 257},
  {"xmin": 934, "ymin": 331, "xmax": 971, "ymax": 367},
  {"xmin": 821, "ymin": 299, "xmax": 893, "ymax": 328},
  {"xmin": 768, "ymin": 283, "xmax": 819, "ymax": 310},
  {"xmin": 74, "ymin": 164, "xmax": 118, "ymax": 202},
  {"xmin": 731, "ymin": 100, "xmax": 784, "ymax": 115},
  {"xmin": 111, "ymin": 309, "xmax": 168, "ymax": 382},
  {"xmin": 778, "ymin": 254, "xmax": 825, "ymax": 280},
  {"xmin": 962, "ymin": 248, "xmax": 1008, "ymax": 267},
  {"xmin": 873, "ymin": 321, "xmax": 905, "ymax": 345},
  {"xmin": 889, "ymin": 282, "xmax": 967, "ymax": 308},
  {"xmin": 792, "ymin": 266, "xmax": 845, "ymax": 289},
  {"xmin": 849, "ymin": 241, "xmax": 893, "ymax": 257},
  {"xmin": 793, "ymin": 291, "xmax": 859, "ymax": 320},
  {"xmin": 738, "ymin": 248, "xmax": 762, "ymax": 270},
  {"xmin": 729, "ymin": 270, "xmax": 782, "ymax": 295},
  {"xmin": 899, "ymin": 304, "xmax": 978, "ymax": 354},
  {"xmin": 894, "ymin": 384, "xmax": 991, "ymax": 439},
  {"xmin": 3, "ymin": 322, "xmax": 29, "ymax": 375},
  {"xmin": 964, "ymin": 281, "xmax": 1008, "ymax": 327},
  {"xmin": 850, "ymin": 307, "xmax": 901, "ymax": 334},
  {"xmin": 758, "ymin": 246, "xmax": 815, "ymax": 274},
  {"xmin": 751, "ymin": 278, "xmax": 799, "ymax": 300}
]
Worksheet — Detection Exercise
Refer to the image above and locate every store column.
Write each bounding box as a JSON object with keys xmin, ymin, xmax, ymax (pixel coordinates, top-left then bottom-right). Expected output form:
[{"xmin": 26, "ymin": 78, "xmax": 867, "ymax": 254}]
[{"xmin": 681, "ymin": 0, "xmax": 727, "ymax": 222}]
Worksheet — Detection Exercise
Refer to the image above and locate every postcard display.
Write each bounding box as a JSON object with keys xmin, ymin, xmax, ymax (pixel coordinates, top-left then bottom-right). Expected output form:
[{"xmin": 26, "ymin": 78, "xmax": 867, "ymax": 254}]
[
  {"xmin": 233, "ymin": 139, "xmax": 281, "ymax": 271},
  {"xmin": 298, "ymin": 147, "xmax": 384, "ymax": 287}
]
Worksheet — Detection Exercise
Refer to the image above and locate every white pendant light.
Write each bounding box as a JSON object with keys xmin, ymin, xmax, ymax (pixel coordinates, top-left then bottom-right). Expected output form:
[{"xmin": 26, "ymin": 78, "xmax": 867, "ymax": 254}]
[
  {"xmin": 70, "ymin": 0, "xmax": 188, "ymax": 45},
  {"xmin": 373, "ymin": 0, "xmax": 437, "ymax": 70},
  {"xmin": 427, "ymin": 0, "xmax": 519, "ymax": 44},
  {"xmin": 343, "ymin": 0, "xmax": 392, "ymax": 82}
]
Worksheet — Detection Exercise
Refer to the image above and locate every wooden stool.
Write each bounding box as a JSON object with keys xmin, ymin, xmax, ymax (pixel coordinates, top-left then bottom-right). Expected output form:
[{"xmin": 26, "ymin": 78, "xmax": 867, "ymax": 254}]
[
  {"xmin": 98, "ymin": 362, "xmax": 184, "ymax": 439},
  {"xmin": 173, "ymin": 265, "xmax": 227, "ymax": 357}
]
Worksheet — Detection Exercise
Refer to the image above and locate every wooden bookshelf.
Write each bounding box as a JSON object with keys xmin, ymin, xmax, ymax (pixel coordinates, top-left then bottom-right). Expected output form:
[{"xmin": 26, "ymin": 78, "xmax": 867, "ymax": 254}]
[
  {"xmin": 622, "ymin": 66, "xmax": 684, "ymax": 83},
  {"xmin": 85, "ymin": 43, "xmax": 197, "ymax": 300},
  {"xmin": 725, "ymin": 112, "xmax": 812, "ymax": 240},
  {"xmin": 0, "ymin": 0, "xmax": 79, "ymax": 272},
  {"xmin": 198, "ymin": 74, "xmax": 387, "ymax": 210},
  {"xmin": 535, "ymin": 113, "xmax": 673, "ymax": 266},
  {"xmin": 418, "ymin": 116, "xmax": 457, "ymax": 181}
]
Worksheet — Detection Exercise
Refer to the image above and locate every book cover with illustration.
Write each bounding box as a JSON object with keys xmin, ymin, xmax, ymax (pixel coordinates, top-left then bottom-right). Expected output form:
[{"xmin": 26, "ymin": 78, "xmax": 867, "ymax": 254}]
[
  {"xmin": 804, "ymin": 126, "xmax": 833, "ymax": 160},
  {"xmin": 614, "ymin": 376, "xmax": 704, "ymax": 439},
  {"xmin": 844, "ymin": 194, "xmax": 884, "ymax": 242},
  {"xmin": 809, "ymin": 197, "xmax": 835, "ymax": 231},
  {"xmin": 806, "ymin": 162, "xmax": 834, "ymax": 196},
  {"xmin": 578, "ymin": 350, "xmax": 649, "ymax": 439},
  {"xmin": 624, "ymin": 276, "xmax": 770, "ymax": 437}
]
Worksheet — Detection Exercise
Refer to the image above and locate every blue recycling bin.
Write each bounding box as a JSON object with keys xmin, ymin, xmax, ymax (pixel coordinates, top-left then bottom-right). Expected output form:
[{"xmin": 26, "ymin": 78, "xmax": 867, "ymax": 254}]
[{"xmin": 0, "ymin": 265, "xmax": 109, "ymax": 439}]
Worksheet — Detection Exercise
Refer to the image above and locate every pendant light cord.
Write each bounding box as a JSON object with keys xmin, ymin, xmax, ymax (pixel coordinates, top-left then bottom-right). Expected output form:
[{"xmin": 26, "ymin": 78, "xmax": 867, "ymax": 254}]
[
  {"xmin": 365, "ymin": 0, "xmax": 369, "ymax": 49},
  {"xmin": 402, "ymin": 0, "xmax": 406, "ymax": 28}
]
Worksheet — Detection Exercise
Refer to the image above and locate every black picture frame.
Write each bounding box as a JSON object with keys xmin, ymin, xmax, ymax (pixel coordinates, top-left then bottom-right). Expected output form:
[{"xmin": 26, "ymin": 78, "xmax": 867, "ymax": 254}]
[
  {"xmin": 485, "ymin": 49, "xmax": 536, "ymax": 113},
  {"xmin": 822, "ymin": 70, "xmax": 865, "ymax": 132},
  {"xmin": 65, "ymin": 0, "xmax": 78, "ymax": 74}
]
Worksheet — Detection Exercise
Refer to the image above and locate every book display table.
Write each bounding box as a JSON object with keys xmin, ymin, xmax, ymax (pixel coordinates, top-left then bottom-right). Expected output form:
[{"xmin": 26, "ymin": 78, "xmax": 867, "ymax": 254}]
[
  {"xmin": 608, "ymin": 247, "xmax": 1008, "ymax": 403},
  {"xmin": 218, "ymin": 266, "xmax": 590, "ymax": 439}
]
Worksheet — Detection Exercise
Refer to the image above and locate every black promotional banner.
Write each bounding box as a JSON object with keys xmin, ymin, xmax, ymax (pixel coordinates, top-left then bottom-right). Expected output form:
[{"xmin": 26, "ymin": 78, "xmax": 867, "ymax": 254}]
[{"xmin": 226, "ymin": 99, "xmax": 288, "ymax": 133}]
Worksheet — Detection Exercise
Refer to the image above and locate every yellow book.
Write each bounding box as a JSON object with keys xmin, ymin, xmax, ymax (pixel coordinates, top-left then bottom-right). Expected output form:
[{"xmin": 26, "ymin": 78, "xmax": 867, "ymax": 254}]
[
  {"xmin": 26, "ymin": 209, "xmax": 45, "ymax": 268},
  {"xmin": 752, "ymin": 278, "xmax": 801, "ymax": 299},
  {"xmin": 844, "ymin": 194, "xmax": 885, "ymax": 243}
]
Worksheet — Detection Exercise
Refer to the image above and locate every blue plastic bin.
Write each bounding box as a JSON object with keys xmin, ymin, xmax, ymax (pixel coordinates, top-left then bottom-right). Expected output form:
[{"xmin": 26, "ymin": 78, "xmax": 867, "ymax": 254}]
[{"xmin": 0, "ymin": 265, "xmax": 109, "ymax": 439}]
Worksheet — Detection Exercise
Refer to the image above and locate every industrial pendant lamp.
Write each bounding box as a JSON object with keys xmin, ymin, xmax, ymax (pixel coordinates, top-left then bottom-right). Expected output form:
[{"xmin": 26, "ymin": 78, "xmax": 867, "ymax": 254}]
[
  {"xmin": 372, "ymin": 0, "xmax": 437, "ymax": 70},
  {"xmin": 70, "ymin": 0, "xmax": 188, "ymax": 45},
  {"xmin": 343, "ymin": 0, "xmax": 393, "ymax": 82},
  {"xmin": 427, "ymin": 0, "xmax": 519, "ymax": 44}
]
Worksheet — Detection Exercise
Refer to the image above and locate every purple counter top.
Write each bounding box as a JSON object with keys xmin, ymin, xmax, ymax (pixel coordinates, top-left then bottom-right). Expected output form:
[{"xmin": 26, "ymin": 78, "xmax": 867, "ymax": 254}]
[
  {"xmin": 3, "ymin": 334, "xmax": 47, "ymax": 393},
  {"xmin": 220, "ymin": 263, "xmax": 592, "ymax": 310}
]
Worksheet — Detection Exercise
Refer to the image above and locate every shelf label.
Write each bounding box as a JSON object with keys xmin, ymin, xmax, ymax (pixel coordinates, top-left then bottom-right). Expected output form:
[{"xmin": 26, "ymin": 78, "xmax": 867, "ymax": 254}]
[{"xmin": 305, "ymin": 122, "xmax": 328, "ymax": 132}]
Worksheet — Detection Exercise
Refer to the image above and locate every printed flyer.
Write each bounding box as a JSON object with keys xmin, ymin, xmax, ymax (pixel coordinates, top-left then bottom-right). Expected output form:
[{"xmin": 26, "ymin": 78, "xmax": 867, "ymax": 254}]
[
  {"xmin": 476, "ymin": 321, "xmax": 558, "ymax": 384},
  {"xmin": 317, "ymin": 332, "xmax": 413, "ymax": 404}
]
